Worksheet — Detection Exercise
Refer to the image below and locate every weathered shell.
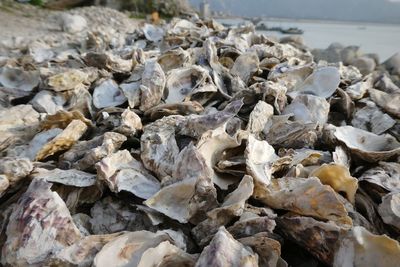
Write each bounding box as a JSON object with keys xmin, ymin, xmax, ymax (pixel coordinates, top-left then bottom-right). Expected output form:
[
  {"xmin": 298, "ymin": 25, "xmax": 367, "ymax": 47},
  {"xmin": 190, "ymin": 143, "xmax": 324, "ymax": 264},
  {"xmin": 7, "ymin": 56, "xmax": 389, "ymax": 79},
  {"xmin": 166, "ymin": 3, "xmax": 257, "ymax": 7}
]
[
  {"xmin": 144, "ymin": 101, "xmax": 204, "ymax": 120},
  {"xmin": 195, "ymin": 227, "xmax": 258, "ymax": 267},
  {"xmin": 93, "ymin": 231, "xmax": 174, "ymax": 267},
  {"xmin": 192, "ymin": 175, "xmax": 254, "ymax": 245},
  {"xmin": 84, "ymin": 52, "xmax": 133, "ymax": 73},
  {"xmin": 231, "ymin": 52, "xmax": 260, "ymax": 84},
  {"xmin": 310, "ymin": 163, "xmax": 358, "ymax": 204},
  {"xmin": 334, "ymin": 226, "xmax": 400, "ymax": 267},
  {"xmin": 30, "ymin": 90, "xmax": 66, "ymax": 115},
  {"xmin": 61, "ymin": 132, "xmax": 127, "ymax": 171},
  {"xmin": 277, "ymin": 214, "xmax": 346, "ymax": 265},
  {"xmin": 93, "ymin": 79, "xmax": 127, "ymax": 109},
  {"xmin": 378, "ymin": 192, "xmax": 400, "ymax": 230},
  {"xmin": 245, "ymin": 134, "xmax": 277, "ymax": 189},
  {"xmin": 246, "ymin": 101, "xmax": 274, "ymax": 134},
  {"xmin": 333, "ymin": 125, "xmax": 400, "ymax": 162},
  {"xmin": 32, "ymin": 167, "xmax": 96, "ymax": 187},
  {"xmin": 164, "ymin": 65, "xmax": 216, "ymax": 104},
  {"xmin": 40, "ymin": 110, "xmax": 93, "ymax": 130},
  {"xmin": 358, "ymin": 162, "xmax": 400, "ymax": 192},
  {"xmin": 55, "ymin": 233, "xmax": 124, "ymax": 267},
  {"xmin": 96, "ymin": 150, "xmax": 160, "ymax": 199},
  {"xmin": 369, "ymin": 88, "xmax": 400, "ymax": 118},
  {"xmin": 254, "ymin": 177, "xmax": 352, "ymax": 225},
  {"xmin": 143, "ymin": 23, "xmax": 164, "ymax": 43},
  {"xmin": 196, "ymin": 122, "xmax": 243, "ymax": 189},
  {"xmin": 47, "ymin": 69, "xmax": 89, "ymax": 92},
  {"xmin": 137, "ymin": 241, "xmax": 197, "ymax": 267},
  {"xmin": 239, "ymin": 233, "xmax": 282, "ymax": 267},
  {"xmin": 0, "ymin": 104, "xmax": 40, "ymax": 147},
  {"xmin": 145, "ymin": 143, "xmax": 217, "ymax": 224},
  {"xmin": 0, "ymin": 157, "xmax": 33, "ymax": 187},
  {"xmin": 140, "ymin": 60, "xmax": 166, "ymax": 111},
  {"xmin": 0, "ymin": 66, "xmax": 40, "ymax": 92},
  {"xmin": 351, "ymin": 100, "xmax": 396, "ymax": 135},
  {"xmin": 1, "ymin": 179, "xmax": 81, "ymax": 266},
  {"xmin": 289, "ymin": 66, "xmax": 340, "ymax": 99},
  {"xmin": 35, "ymin": 120, "xmax": 88, "ymax": 161},
  {"xmin": 157, "ymin": 47, "xmax": 190, "ymax": 72},
  {"xmin": 283, "ymin": 94, "xmax": 330, "ymax": 125}
]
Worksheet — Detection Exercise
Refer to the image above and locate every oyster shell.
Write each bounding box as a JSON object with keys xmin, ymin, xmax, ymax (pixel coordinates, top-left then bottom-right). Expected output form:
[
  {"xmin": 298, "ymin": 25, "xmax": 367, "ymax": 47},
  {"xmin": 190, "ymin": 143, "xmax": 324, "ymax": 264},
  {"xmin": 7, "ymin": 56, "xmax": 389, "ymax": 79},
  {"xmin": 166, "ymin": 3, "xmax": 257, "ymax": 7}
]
[
  {"xmin": 93, "ymin": 79, "xmax": 127, "ymax": 109},
  {"xmin": 254, "ymin": 177, "xmax": 352, "ymax": 225},
  {"xmin": 55, "ymin": 233, "xmax": 124, "ymax": 267},
  {"xmin": 333, "ymin": 125, "xmax": 400, "ymax": 162},
  {"xmin": 195, "ymin": 227, "xmax": 258, "ymax": 267},
  {"xmin": 145, "ymin": 143, "xmax": 217, "ymax": 224},
  {"xmin": 142, "ymin": 23, "xmax": 164, "ymax": 43},
  {"xmin": 289, "ymin": 66, "xmax": 340, "ymax": 99},
  {"xmin": 96, "ymin": 150, "xmax": 160, "ymax": 199},
  {"xmin": 36, "ymin": 120, "xmax": 88, "ymax": 161},
  {"xmin": 47, "ymin": 69, "xmax": 89, "ymax": 92},
  {"xmin": 358, "ymin": 162, "xmax": 400, "ymax": 192},
  {"xmin": 277, "ymin": 213, "xmax": 347, "ymax": 265},
  {"xmin": 140, "ymin": 60, "xmax": 166, "ymax": 111},
  {"xmin": 334, "ymin": 226, "xmax": 400, "ymax": 267},
  {"xmin": 192, "ymin": 175, "xmax": 254, "ymax": 245},
  {"xmin": 231, "ymin": 52, "xmax": 260, "ymax": 84},
  {"xmin": 0, "ymin": 66, "xmax": 40, "ymax": 92},
  {"xmin": 282, "ymin": 94, "xmax": 330, "ymax": 125},
  {"xmin": 137, "ymin": 241, "xmax": 197, "ymax": 267},
  {"xmin": 1, "ymin": 179, "xmax": 81, "ymax": 266},
  {"xmin": 245, "ymin": 134, "xmax": 278, "ymax": 189},
  {"xmin": 31, "ymin": 167, "xmax": 96, "ymax": 187},
  {"xmin": 157, "ymin": 47, "xmax": 190, "ymax": 72},
  {"xmin": 164, "ymin": 65, "xmax": 216, "ymax": 104},
  {"xmin": 310, "ymin": 163, "xmax": 358, "ymax": 204},
  {"xmin": 239, "ymin": 233, "xmax": 282, "ymax": 267},
  {"xmin": 30, "ymin": 90, "xmax": 66, "ymax": 115},
  {"xmin": 378, "ymin": 192, "xmax": 400, "ymax": 230},
  {"xmin": 93, "ymin": 231, "xmax": 174, "ymax": 267}
]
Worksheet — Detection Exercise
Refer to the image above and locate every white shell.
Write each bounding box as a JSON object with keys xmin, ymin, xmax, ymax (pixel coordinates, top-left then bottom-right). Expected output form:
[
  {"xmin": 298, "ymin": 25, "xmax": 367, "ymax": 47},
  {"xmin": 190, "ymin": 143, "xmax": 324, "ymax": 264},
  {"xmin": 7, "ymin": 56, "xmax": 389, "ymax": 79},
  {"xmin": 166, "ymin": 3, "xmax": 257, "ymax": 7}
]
[
  {"xmin": 93, "ymin": 80, "xmax": 127, "ymax": 109},
  {"xmin": 0, "ymin": 67, "xmax": 39, "ymax": 92}
]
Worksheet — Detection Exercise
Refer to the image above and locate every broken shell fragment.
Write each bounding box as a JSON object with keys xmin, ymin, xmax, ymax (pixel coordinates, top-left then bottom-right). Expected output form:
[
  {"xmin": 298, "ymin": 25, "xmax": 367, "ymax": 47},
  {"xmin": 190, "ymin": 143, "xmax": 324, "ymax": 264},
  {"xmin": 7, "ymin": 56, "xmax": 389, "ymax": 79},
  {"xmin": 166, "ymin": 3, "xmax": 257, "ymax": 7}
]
[
  {"xmin": 32, "ymin": 167, "xmax": 97, "ymax": 187},
  {"xmin": 36, "ymin": 119, "xmax": 88, "ymax": 161}
]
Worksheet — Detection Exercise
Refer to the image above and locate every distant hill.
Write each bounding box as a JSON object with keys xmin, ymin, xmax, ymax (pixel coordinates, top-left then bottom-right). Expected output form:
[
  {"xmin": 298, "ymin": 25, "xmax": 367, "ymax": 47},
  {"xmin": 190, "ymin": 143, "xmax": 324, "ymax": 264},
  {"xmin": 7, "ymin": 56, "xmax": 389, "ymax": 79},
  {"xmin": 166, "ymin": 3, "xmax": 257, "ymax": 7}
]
[{"xmin": 189, "ymin": 0, "xmax": 400, "ymax": 24}]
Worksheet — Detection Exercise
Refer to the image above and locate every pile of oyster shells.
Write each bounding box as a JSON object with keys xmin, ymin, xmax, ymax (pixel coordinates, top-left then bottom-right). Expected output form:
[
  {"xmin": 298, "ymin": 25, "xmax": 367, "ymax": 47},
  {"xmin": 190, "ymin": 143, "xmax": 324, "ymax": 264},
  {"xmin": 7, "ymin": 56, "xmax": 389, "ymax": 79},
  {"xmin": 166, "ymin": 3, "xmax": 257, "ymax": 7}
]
[{"xmin": 1, "ymin": 12, "xmax": 400, "ymax": 267}]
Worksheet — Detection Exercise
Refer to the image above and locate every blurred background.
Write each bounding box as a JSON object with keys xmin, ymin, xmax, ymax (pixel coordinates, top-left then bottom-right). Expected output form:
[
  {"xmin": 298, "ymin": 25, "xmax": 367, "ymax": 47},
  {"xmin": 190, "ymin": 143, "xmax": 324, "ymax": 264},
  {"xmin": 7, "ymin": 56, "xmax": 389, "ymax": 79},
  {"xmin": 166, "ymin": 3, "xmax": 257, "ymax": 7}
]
[{"xmin": 2, "ymin": 0, "xmax": 400, "ymax": 61}]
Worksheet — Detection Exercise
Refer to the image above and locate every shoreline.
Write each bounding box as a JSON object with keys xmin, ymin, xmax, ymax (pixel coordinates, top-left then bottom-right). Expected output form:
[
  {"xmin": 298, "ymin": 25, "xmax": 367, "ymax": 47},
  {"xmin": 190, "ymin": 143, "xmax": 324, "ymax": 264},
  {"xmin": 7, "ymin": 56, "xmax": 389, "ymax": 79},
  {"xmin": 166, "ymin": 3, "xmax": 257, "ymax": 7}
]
[{"xmin": 215, "ymin": 15, "xmax": 400, "ymax": 27}]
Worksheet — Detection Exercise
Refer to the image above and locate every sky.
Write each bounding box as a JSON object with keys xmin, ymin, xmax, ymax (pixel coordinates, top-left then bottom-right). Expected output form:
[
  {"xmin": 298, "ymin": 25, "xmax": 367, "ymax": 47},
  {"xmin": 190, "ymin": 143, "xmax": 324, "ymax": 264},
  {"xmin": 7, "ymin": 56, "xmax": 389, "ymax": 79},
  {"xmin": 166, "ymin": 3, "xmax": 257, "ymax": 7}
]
[{"xmin": 189, "ymin": 0, "xmax": 400, "ymax": 24}]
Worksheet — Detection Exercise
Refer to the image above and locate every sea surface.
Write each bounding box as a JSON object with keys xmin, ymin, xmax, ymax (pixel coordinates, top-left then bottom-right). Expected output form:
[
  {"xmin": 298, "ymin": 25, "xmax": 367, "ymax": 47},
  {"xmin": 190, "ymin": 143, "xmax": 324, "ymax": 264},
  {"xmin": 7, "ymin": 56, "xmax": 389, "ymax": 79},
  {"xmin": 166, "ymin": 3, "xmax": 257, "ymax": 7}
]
[{"xmin": 218, "ymin": 18, "xmax": 400, "ymax": 62}]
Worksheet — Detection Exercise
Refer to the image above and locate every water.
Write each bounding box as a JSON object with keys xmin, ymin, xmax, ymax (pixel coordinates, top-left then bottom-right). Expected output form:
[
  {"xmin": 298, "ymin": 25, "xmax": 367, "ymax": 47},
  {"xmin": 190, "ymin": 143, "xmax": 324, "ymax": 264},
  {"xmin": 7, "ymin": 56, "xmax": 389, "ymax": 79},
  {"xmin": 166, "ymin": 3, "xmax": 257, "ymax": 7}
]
[{"xmin": 218, "ymin": 18, "xmax": 400, "ymax": 62}]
